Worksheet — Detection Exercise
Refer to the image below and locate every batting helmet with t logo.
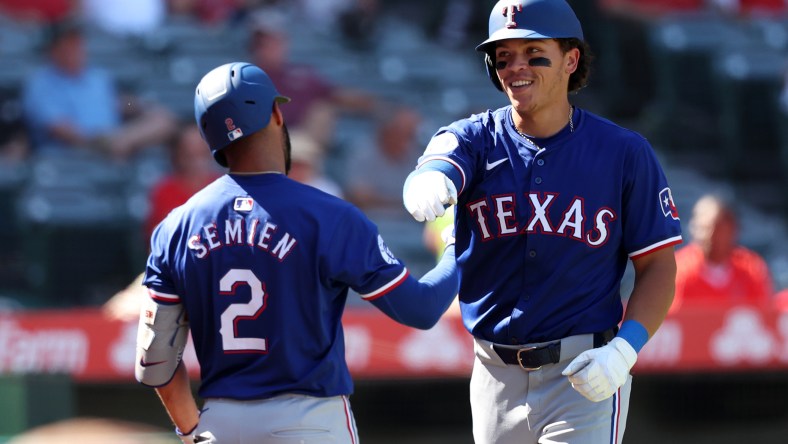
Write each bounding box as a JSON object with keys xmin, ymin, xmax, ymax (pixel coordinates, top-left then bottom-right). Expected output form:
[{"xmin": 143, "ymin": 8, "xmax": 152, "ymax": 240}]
[{"xmin": 476, "ymin": 0, "xmax": 584, "ymax": 91}]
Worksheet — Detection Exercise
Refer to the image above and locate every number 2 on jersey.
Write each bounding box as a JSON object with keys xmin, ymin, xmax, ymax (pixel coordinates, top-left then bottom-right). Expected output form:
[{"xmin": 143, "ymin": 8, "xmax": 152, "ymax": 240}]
[{"xmin": 219, "ymin": 269, "xmax": 268, "ymax": 353}]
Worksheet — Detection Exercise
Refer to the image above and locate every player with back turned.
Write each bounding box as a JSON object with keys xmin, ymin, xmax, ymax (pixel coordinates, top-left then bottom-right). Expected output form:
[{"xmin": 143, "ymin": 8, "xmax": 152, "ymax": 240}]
[
  {"xmin": 134, "ymin": 62, "xmax": 460, "ymax": 444},
  {"xmin": 402, "ymin": 1, "xmax": 682, "ymax": 443}
]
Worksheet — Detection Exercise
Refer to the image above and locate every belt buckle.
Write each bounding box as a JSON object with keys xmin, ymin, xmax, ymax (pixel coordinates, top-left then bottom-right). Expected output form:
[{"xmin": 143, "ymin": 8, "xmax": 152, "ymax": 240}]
[{"xmin": 516, "ymin": 346, "xmax": 541, "ymax": 371}]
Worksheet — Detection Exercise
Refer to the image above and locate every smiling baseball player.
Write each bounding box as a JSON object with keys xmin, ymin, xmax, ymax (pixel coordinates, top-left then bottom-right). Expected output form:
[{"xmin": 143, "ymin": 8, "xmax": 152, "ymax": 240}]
[{"xmin": 402, "ymin": 1, "xmax": 683, "ymax": 443}]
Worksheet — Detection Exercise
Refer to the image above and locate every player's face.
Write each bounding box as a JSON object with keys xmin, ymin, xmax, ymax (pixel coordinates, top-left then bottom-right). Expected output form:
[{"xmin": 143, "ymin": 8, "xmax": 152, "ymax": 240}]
[{"xmin": 494, "ymin": 39, "xmax": 575, "ymax": 115}]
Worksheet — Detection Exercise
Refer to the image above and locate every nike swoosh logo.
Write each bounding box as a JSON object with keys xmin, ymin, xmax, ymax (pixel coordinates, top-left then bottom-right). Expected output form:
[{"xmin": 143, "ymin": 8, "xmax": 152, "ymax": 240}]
[
  {"xmin": 485, "ymin": 158, "xmax": 509, "ymax": 170},
  {"xmin": 139, "ymin": 358, "xmax": 166, "ymax": 368}
]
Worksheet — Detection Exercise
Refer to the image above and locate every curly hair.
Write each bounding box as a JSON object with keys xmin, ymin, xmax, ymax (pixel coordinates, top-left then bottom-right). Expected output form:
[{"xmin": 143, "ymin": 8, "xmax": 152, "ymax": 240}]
[{"xmin": 559, "ymin": 38, "xmax": 594, "ymax": 94}]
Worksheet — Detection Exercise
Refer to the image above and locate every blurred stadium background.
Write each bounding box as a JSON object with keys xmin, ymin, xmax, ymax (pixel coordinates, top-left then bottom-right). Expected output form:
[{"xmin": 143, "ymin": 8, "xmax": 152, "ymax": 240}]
[{"xmin": 0, "ymin": 0, "xmax": 787, "ymax": 443}]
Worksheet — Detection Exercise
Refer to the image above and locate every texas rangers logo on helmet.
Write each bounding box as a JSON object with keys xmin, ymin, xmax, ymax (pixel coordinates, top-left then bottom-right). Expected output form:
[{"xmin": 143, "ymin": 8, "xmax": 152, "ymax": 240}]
[
  {"xmin": 659, "ymin": 188, "xmax": 679, "ymax": 220},
  {"xmin": 502, "ymin": 1, "xmax": 523, "ymax": 29}
]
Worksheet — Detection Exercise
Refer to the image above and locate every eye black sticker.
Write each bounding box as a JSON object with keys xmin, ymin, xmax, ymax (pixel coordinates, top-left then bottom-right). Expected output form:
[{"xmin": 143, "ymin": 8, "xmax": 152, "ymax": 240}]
[{"xmin": 529, "ymin": 57, "xmax": 552, "ymax": 67}]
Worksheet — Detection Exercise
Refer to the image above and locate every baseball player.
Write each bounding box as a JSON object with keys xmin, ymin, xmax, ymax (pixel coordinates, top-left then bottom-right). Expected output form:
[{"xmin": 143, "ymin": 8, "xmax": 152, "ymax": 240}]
[
  {"xmin": 135, "ymin": 62, "xmax": 460, "ymax": 444},
  {"xmin": 402, "ymin": 1, "xmax": 683, "ymax": 443}
]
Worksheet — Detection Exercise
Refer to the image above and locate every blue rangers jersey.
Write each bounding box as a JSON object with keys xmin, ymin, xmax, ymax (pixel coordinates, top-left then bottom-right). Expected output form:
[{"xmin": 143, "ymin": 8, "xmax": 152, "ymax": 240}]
[
  {"xmin": 144, "ymin": 173, "xmax": 415, "ymax": 400},
  {"xmin": 418, "ymin": 106, "xmax": 683, "ymax": 345}
]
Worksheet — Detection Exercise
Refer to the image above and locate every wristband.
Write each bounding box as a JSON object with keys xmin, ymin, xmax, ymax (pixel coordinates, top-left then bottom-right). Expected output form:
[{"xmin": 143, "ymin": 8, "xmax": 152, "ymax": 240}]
[
  {"xmin": 176, "ymin": 423, "xmax": 197, "ymax": 436},
  {"xmin": 616, "ymin": 320, "xmax": 649, "ymax": 353}
]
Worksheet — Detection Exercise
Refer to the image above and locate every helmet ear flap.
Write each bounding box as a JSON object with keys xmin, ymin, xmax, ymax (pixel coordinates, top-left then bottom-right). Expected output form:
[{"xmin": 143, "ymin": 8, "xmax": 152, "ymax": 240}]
[{"xmin": 484, "ymin": 53, "xmax": 504, "ymax": 92}]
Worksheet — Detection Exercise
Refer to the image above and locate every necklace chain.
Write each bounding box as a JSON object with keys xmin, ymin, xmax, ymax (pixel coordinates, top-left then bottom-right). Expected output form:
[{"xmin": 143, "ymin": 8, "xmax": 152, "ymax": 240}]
[
  {"xmin": 569, "ymin": 105, "xmax": 574, "ymax": 133},
  {"xmin": 517, "ymin": 106, "xmax": 574, "ymax": 140}
]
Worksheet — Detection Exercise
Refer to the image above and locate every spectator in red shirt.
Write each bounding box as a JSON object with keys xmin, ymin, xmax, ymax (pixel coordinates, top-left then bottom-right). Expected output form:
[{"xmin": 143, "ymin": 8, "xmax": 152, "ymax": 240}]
[
  {"xmin": 0, "ymin": 0, "xmax": 74, "ymax": 23},
  {"xmin": 774, "ymin": 288, "xmax": 788, "ymax": 311},
  {"xmin": 144, "ymin": 122, "xmax": 221, "ymax": 240},
  {"xmin": 105, "ymin": 123, "xmax": 220, "ymax": 321},
  {"xmin": 672, "ymin": 194, "xmax": 774, "ymax": 312}
]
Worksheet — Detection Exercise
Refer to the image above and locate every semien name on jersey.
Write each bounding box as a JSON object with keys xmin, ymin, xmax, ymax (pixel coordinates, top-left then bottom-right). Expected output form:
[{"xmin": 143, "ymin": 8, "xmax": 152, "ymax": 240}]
[{"xmin": 187, "ymin": 218, "xmax": 298, "ymax": 261}]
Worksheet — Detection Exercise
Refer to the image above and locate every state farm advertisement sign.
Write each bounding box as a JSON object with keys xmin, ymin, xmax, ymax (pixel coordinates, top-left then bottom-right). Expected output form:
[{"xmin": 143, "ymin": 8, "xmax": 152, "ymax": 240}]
[{"xmin": 0, "ymin": 306, "xmax": 787, "ymax": 382}]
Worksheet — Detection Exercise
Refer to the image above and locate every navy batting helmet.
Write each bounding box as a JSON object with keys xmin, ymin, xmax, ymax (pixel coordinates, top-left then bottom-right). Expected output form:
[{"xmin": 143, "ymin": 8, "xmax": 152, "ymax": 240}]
[
  {"xmin": 476, "ymin": 0, "xmax": 584, "ymax": 91},
  {"xmin": 194, "ymin": 62, "xmax": 290, "ymax": 166}
]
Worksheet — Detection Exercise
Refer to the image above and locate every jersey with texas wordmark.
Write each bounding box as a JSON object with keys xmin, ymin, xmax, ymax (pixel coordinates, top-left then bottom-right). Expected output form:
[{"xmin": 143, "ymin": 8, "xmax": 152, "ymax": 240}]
[
  {"xmin": 144, "ymin": 173, "xmax": 408, "ymax": 400},
  {"xmin": 418, "ymin": 106, "xmax": 682, "ymax": 344}
]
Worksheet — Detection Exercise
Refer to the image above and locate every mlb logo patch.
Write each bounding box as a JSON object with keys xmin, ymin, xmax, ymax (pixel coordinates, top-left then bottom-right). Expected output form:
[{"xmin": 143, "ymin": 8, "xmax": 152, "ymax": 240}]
[
  {"xmin": 659, "ymin": 188, "xmax": 679, "ymax": 220},
  {"xmin": 227, "ymin": 128, "xmax": 243, "ymax": 141},
  {"xmin": 234, "ymin": 197, "xmax": 254, "ymax": 212}
]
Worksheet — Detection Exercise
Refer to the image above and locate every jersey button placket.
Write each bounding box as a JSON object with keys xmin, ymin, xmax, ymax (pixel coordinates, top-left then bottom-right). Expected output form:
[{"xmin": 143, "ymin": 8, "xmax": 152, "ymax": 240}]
[{"xmin": 534, "ymin": 155, "xmax": 544, "ymax": 183}]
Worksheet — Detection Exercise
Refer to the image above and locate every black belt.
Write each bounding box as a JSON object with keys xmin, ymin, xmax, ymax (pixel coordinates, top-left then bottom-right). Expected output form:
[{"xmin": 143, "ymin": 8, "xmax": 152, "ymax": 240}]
[{"xmin": 492, "ymin": 327, "xmax": 618, "ymax": 370}]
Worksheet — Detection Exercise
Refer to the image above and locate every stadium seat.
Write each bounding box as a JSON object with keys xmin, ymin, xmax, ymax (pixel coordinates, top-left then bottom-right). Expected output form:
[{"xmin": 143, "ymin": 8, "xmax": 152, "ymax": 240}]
[
  {"xmin": 16, "ymin": 153, "xmax": 141, "ymax": 307},
  {"xmin": 711, "ymin": 46, "xmax": 786, "ymax": 182},
  {"xmin": 646, "ymin": 13, "xmax": 757, "ymax": 151}
]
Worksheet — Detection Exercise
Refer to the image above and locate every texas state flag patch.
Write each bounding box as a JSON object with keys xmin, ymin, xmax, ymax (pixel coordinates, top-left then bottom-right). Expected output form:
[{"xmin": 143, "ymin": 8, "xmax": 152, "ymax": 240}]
[
  {"xmin": 234, "ymin": 197, "xmax": 254, "ymax": 212},
  {"xmin": 659, "ymin": 187, "xmax": 679, "ymax": 220}
]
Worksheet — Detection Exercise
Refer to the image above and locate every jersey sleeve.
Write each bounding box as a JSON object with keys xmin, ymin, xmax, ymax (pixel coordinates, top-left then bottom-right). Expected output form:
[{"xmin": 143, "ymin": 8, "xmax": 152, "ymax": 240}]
[
  {"xmin": 622, "ymin": 140, "xmax": 683, "ymax": 259},
  {"xmin": 415, "ymin": 116, "xmax": 489, "ymax": 196},
  {"xmin": 323, "ymin": 206, "xmax": 409, "ymax": 299},
  {"xmin": 142, "ymin": 220, "xmax": 182, "ymax": 305}
]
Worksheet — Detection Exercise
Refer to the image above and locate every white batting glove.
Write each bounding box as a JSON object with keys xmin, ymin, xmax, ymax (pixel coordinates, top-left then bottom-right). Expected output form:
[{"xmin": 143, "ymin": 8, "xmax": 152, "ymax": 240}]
[
  {"xmin": 403, "ymin": 171, "xmax": 458, "ymax": 222},
  {"xmin": 561, "ymin": 337, "xmax": 637, "ymax": 402},
  {"xmin": 177, "ymin": 426, "xmax": 217, "ymax": 444}
]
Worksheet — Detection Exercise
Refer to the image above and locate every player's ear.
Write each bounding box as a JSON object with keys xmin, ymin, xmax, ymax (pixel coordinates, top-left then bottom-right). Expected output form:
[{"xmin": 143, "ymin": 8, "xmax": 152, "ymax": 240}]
[
  {"xmin": 271, "ymin": 102, "xmax": 284, "ymax": 127},
  {"xmin": 565, "ymin": 47, "xmax": 580, "ymax": 74}
]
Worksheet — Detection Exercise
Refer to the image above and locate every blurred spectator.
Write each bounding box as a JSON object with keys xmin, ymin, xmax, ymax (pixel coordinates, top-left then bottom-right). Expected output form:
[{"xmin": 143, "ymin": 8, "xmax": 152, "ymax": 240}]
[
  {"xmin": 0, "ymin": 0, "xmax": 74, "ymax": 22},
  {"xmin": 344, "ymin": 105, "xmax": 421, "ymax": 212},
  {"xmin": 21, "ymin": 18, "xmax": 177, "ymax": 160},
  {"xmin": 79, "ymin": 0, "xmax": 166, "ymax": 36},
  {"xmin": 775, "ymin": 288, "xmax": 788, "ymax": 311},
  {"xmin": 287, "ymin": 128, "xmax": 344, "ymax": 198},
  {"xmin": 710, "ymin": 0, "xmax": 787, "ymax": 17},
  {"xmin": 144, "ymin": 122, "xmax": 222, "ymax": 240},
  {"xmin": 167, "ymin": 0, "xmax": 265, "ymax": 25},
  {"xmin": 671, "ymin": 194, "xmax": 774, "ymax": 312},
  {"xmin": 246, "ymin": 8, "xmax": 378, "ymax": 147},
  {"xmin": 105, "ymin": 123, "xmax": 220, "ymax": 321}
]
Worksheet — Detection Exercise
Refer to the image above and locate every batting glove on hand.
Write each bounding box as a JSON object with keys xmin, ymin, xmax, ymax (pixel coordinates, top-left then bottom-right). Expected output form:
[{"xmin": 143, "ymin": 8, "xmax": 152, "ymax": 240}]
[
  {"xmin": 561, "ymin": 337, "xmax": 637, "ymax": 402},
  {"xmin": 403, "ymin": 171, "xmax": 458, "ymax": 222},
  {"xmin": 176, "ymin": 426, "xmax": 217, "ymax": 444}
]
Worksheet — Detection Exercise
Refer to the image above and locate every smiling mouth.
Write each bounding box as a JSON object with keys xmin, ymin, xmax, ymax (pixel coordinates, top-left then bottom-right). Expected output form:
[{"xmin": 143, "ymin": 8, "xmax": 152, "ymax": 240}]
[{"xmin": 510, "ymin": 80, "xmax": 533, "ymax": 88}]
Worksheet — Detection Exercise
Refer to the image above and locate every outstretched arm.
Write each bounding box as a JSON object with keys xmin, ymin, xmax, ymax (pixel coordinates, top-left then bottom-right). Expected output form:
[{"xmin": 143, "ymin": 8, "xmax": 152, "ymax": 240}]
[{"xmin": 370, "ymin": 245, "xmax": 459, "ymax": 329}]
